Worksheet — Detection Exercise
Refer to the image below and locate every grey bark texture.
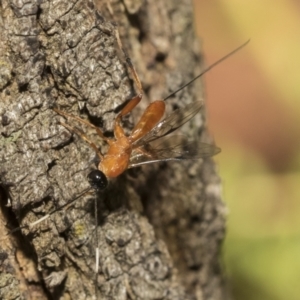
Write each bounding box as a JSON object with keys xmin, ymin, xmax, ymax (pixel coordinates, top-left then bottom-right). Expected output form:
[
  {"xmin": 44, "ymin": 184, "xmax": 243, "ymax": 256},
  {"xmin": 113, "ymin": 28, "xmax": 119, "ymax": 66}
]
[{"xmin": 0, "ymin": 0, "xmax": 226, "ymax": 299}]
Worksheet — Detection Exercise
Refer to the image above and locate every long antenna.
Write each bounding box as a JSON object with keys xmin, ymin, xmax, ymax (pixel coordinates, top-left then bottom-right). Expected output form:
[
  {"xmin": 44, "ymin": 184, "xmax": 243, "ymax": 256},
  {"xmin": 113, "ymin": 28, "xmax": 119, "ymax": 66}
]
[
  {"xmin": 8, "ymin": 187, "xmax": 93, "ymax": 234},
  {"xmin": 164, "ymin": 40, "xmax": 250, "ymax": 101}
]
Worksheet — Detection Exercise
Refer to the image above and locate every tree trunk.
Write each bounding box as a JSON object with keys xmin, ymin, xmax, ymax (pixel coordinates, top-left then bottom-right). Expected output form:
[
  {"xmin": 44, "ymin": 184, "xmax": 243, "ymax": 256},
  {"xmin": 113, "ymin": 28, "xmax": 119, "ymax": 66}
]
[{"xmin": 0, "ymin": 0, "xmax": 226, "ymax": 299}]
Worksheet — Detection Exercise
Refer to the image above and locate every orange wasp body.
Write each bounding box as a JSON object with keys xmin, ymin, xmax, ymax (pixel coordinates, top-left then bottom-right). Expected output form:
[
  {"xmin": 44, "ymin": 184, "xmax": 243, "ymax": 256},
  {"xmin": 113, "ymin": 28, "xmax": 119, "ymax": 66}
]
[
  {"xmin": 98, "ymin": 100, "xmax": 166, "ymax": 178},
  {"xmin": 54, "ymin": 95, "xmax": 210, "ymax": 190},
  {"xmin": 54, "ymin": 37, "xmax": 249, "ymax": 190}
]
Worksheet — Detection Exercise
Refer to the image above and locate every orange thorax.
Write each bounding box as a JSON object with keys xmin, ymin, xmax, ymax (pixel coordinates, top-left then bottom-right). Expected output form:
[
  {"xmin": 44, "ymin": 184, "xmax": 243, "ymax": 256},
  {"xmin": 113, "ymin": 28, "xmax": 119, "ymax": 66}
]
[{"xmin": 98, "ymin": 136, "xmax": 132, "ymax": 178}]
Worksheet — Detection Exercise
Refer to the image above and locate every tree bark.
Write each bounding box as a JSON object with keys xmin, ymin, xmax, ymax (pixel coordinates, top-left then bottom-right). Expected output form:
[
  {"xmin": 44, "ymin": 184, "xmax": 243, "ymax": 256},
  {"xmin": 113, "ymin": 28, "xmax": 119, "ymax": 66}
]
[{"xmin": 0, "ymin": 0, "xmax": 226, "ymax": 299}]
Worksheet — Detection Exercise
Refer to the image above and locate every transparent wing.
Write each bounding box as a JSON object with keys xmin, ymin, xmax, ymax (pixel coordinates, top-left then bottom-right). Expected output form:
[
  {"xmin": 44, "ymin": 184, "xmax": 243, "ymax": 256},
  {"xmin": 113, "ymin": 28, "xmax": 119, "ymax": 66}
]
[
  {"xmin": 128, "ymin": 135, "xmax": 220, "ymax": 168},
  {"xmin": 132, "ymin": 100, "xmax": 203, "ymax": 147}
]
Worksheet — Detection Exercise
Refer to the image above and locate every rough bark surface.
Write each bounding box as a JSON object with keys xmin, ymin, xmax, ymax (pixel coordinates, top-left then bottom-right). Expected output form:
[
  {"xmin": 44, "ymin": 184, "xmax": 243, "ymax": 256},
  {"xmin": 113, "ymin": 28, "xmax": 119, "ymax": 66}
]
[{"xmin": 0, "ymin": 0, "xmax": 226, "ymax": 299}]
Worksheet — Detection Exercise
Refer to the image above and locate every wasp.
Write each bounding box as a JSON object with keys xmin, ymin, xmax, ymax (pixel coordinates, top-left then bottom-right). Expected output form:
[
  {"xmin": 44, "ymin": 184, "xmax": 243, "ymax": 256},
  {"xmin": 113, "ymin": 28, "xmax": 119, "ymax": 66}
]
[
  {"xmin": 53, "ymin": 33, "xmax": 248, "ymax": 192},
  {"xmin": 7, "ymin": 32, "xmax": 249, "ymax": 247},
  {"xmin": 50, "ymin": 38, "xmax": 249, "ymax": 299}
]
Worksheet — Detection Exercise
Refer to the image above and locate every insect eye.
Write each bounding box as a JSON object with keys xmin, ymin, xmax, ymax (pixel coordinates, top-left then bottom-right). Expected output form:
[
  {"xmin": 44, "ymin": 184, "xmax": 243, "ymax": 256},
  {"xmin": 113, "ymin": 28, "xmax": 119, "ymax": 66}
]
[{"xmin": 87, "ymin": 170, "xmax": 108, "ymax": 191}]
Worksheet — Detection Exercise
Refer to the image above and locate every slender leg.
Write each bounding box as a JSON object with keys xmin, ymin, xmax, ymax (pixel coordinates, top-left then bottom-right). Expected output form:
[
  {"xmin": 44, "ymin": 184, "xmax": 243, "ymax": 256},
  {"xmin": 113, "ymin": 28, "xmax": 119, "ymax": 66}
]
[
  {"xmin": 53, "ymin": 108, "xmax": 108, "ymax": 142},
  {"xmin": 105, "ymin": 0, "xmax": 113, "ymax": 16},
  {"xmin": 114, "ymin": 26, "xmax": 143, "ymax": 97},
  {"xmin": 58, "ymin": 121, "xmax": 104, "ymax": 161},
  {"xmin": 112, "ymin": 25, "xmax": 148, "ymax": 142},
  {"xmin": 115, "ymin": 94, "xmax": 143, "ymax": 122}
]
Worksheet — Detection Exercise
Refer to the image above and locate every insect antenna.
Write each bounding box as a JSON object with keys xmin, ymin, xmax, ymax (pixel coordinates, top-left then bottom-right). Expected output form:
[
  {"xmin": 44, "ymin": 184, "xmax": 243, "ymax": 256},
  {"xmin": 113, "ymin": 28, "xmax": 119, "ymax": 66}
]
[
  {"xmin": 7, "ymin": 170, "xmax": 107, "ymax": 234},
  {"xmin": 8, "ymin": 186, "xmax": 94, "ymax": 234},
  {"xmin": 5, "ymin": 170, "xmax": 107, "ymax": 299},
  {"xmin": 86, "ymin": 170, "xmax": 109, "ymax": 298},
  {"xmin": 164, "ymin": 40, "xmax": 250, "ymax": 101}
]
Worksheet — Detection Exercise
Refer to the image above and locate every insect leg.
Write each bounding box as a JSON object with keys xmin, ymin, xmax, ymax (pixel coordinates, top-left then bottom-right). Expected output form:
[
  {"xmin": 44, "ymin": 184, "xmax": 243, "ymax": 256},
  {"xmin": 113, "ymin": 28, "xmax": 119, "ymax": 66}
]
[
  {"xmin": 113, "ymin": 25, "xmax": 145, "ymax": 126},
  {"xmin": 116, "ymin": 94, "xmax": 143, "ymax": 122},
  {"xmin": 53, "ymin": 108, "xmax": 108, "ymax": 142},
  {"xmin": 58, "ymin": 120, "xmax": 104, "ymax": 161},
  {"xmin": 114, "ymin": 26, "xmax": 143, "ymax": 96}
]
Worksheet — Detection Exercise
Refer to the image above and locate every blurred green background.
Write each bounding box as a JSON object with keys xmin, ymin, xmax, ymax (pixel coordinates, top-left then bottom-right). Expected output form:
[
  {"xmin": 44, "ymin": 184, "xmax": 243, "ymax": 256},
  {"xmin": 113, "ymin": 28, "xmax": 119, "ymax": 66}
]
[{"xmin": 193, "ymin": 1, "xmax": 300, "ymax": 300}]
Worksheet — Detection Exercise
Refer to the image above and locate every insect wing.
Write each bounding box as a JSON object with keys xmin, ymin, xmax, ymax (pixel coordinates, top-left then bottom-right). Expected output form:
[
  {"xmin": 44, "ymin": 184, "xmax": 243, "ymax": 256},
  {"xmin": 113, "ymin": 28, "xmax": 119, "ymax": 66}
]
[
  {"xmin": 129, "ymin": 135, "xmax": 220, "ymax": 168},
  {"xmin": 132, "ymin": 100, "xmax": 203, "ymax": 146}
]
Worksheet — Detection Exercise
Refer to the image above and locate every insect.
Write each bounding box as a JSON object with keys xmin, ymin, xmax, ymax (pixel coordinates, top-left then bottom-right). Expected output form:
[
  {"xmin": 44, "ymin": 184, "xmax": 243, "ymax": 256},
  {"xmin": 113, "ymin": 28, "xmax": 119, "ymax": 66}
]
[
  {"xmin": 19, "ymin": 38, "xmax": 249, "ymax": 233},
  {"xmin": 50, "ymin": 37, "xmax": 249, "ymax": 298},
  {"xmin": 53, "ymin": 34, "xmax": 249, "ymax": 192}
]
